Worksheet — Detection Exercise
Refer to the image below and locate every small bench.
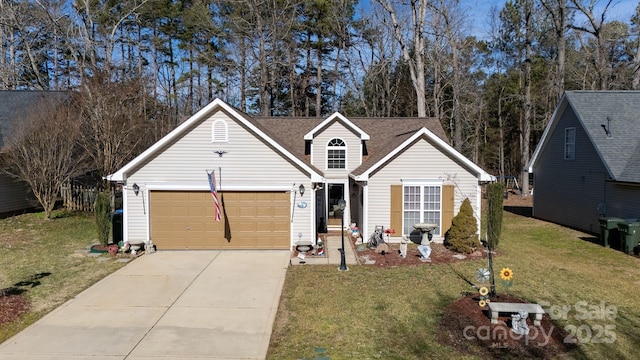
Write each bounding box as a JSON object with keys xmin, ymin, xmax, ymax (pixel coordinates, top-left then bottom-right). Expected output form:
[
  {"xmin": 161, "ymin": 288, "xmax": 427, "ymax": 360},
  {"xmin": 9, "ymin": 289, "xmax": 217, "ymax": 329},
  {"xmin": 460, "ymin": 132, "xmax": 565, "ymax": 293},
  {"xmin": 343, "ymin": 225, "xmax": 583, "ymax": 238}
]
[{"xmin": 487, "ymin": 302, "xmax": 545, "ymax": 326}]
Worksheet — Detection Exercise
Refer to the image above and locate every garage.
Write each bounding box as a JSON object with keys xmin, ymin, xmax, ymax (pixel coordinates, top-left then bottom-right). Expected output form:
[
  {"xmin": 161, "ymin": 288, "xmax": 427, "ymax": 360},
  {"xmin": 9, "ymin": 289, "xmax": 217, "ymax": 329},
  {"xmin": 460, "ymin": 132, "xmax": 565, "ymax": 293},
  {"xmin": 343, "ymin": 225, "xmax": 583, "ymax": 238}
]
[{"xmin": 149, "ymin": 191, "xmax": 291, "ymax": 250}]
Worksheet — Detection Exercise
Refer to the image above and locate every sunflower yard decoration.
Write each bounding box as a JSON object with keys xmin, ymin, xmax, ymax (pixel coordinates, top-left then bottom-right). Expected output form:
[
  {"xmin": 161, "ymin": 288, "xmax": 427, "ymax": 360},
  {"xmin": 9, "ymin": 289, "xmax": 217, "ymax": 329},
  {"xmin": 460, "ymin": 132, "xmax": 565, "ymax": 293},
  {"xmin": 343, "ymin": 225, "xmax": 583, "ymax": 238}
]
[
  {"xmin": 475, "ymin": 268, "xmax": 491, "ymax": 307},
  {"xmin": 477, "ymin": 286, "xmax": 491, "ymax": 307},
  {"xmin": 500, "ymin": 267, "xmax": 514, "ymax": 294}
]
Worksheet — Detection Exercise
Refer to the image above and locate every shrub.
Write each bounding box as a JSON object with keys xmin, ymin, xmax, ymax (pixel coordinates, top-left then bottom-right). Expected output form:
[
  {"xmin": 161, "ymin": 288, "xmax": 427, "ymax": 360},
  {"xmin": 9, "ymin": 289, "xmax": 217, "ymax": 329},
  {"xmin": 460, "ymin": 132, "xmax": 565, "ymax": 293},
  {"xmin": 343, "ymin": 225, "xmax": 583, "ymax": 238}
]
[
  {"xmin": 486, "ymin": 182, "xmax": 504, "ymax": 250},
  {"xmin": 445, "ymin": 198, "xmax": 480, "ymax": 254},
  {"xmin": 95, "ymin": 191, "xmax": 111, "ymax": 246}
]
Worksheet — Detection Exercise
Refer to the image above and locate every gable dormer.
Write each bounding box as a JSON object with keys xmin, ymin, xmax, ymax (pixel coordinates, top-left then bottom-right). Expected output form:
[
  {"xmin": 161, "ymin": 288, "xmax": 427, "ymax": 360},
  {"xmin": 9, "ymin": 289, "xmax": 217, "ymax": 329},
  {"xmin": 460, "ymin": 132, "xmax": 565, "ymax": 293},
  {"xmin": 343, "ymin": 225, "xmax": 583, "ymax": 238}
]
[
  {"xmin": 303, "ymin": 112, "xmax": 370, "ymax": 141},
  {"xmin": 304, "ymin": 113, "xmax": 369, "ymax": 173}
]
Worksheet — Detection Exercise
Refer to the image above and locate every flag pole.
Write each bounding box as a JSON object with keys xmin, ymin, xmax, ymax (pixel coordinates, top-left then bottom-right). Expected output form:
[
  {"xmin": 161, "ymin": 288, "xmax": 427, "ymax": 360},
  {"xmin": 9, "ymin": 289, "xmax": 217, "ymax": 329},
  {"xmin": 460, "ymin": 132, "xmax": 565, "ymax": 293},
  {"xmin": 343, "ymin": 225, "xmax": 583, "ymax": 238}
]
[{"xmin": 290, "ymin": 183, "xmax": 296, "ymax": 223}]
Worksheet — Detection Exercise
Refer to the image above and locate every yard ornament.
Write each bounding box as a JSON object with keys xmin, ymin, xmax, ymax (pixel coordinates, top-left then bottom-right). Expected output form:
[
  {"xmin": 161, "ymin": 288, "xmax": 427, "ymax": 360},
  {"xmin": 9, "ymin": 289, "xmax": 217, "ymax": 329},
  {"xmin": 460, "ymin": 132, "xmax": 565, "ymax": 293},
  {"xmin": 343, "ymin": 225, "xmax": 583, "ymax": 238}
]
[{"xmin": 511, "ymin": 310, "xmax": 530, "ymax": 336}]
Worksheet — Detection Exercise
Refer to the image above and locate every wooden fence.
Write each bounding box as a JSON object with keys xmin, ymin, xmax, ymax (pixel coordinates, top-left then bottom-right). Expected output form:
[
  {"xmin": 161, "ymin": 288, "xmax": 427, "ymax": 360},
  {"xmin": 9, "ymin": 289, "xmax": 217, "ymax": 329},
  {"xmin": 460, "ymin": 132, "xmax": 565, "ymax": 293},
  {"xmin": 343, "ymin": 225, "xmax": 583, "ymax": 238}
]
[{"xmin": 60, "ymin": 182, "xmax": 98, "ymax": 212}]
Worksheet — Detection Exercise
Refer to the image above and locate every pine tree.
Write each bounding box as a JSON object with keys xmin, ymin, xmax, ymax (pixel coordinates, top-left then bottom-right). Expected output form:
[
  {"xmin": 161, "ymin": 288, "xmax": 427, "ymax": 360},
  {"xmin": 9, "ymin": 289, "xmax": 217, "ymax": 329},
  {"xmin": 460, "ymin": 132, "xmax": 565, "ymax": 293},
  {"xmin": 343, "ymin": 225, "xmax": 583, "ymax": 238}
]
[{"xmin": 445, "ymin": 198, "xmax": 480, "ymax": 254}]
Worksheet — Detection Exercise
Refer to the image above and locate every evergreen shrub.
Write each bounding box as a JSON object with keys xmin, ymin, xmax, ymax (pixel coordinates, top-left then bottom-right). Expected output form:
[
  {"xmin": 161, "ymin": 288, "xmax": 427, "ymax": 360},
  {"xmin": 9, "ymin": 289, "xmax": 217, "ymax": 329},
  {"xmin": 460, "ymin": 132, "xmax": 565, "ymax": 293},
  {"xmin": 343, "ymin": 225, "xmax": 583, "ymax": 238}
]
[{"xmin": 445, "ymin": 198, "xmax": 480, "ymax": 254}]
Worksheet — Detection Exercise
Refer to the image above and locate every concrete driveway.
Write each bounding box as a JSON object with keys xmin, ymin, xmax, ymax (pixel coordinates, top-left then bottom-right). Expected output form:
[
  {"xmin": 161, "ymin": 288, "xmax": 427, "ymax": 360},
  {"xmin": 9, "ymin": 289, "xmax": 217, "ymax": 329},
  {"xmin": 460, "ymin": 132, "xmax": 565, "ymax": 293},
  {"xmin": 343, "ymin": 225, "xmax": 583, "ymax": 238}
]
[{"xmin": 0, "ymin": 250, "xmax": 291, "ymax": 360}]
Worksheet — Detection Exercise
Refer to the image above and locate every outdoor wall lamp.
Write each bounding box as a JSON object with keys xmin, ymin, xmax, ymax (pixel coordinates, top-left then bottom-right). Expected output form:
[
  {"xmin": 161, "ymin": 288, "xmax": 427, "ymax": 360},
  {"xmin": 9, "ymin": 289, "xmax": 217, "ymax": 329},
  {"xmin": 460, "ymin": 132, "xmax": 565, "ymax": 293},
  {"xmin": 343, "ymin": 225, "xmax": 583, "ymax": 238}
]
[
  {"xmin": 338, "ymin": 199, "xmax": 348, "ymax": 271},
  {"xmin": 132, "ymin": 183, "xmax": 140, "ymax": 196},
  {"xmin": 298, "ymin": 184, "xmax": 305, "ymax": 197}
]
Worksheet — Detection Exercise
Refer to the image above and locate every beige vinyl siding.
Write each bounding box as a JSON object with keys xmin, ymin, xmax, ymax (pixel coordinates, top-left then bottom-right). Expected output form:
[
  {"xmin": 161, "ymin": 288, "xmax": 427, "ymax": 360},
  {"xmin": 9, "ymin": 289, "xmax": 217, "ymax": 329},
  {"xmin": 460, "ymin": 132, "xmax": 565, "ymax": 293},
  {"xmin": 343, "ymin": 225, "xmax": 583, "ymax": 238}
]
[
  {"xmin": 311, "ymin": 121, "xmax": 361, "ymax": 176},
  {"xmin": 124, "ymin": 111, "xmax": 312, "ymax": 247},
  {"xmin": 366, "ymin": 137, "xmax": 480, "ymax": 240},
  {"xmin": 532, "ymin": 108, "xmax": 609, "ymax": 234},
  {"xmin": 0, "ymin": 174, "xmax": 33, "ymax": 214}
]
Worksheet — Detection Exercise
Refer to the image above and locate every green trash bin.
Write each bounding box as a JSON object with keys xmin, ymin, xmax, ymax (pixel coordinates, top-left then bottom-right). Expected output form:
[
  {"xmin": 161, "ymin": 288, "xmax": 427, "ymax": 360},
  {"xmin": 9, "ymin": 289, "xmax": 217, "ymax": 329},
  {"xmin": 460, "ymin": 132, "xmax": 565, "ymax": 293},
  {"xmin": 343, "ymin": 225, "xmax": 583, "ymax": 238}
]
[
  {"xmin": 617, "ymin": 222, "xmax": 640, "ymax": 254},
  {"xmin": 599, "ymin": 217, "xmax": 624, "ymax": 248}
]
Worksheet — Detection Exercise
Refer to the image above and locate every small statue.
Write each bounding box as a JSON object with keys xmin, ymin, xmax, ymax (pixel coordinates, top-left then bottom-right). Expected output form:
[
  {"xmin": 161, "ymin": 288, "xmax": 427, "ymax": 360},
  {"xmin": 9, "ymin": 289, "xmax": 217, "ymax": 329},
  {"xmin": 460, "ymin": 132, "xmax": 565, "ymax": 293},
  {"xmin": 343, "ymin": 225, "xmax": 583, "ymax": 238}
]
[
  {"xmin": 511, "ymin": 310, "xmax": 530, "ymax": 335},
  {"xmin": 399, "ymin": 238, "xmax": 407, "ymax": 259}
]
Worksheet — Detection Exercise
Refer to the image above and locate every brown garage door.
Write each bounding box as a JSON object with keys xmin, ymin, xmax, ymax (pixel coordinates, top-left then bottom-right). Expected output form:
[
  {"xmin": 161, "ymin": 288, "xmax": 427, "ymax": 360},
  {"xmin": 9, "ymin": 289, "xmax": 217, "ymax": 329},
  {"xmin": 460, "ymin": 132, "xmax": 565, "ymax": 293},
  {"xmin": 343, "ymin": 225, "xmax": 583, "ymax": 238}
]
[{"xmin": 150, "ymin": 191, "xmax": 290, "ymax": 250}]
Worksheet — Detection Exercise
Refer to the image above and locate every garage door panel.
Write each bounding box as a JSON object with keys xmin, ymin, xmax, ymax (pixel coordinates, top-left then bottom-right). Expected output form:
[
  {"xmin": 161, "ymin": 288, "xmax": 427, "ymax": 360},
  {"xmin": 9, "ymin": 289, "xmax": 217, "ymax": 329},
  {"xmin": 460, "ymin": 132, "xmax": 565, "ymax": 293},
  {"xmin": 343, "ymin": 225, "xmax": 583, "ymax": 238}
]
[
  {"xmin": 204, "ymin": 221, "xmax": 223, "ymax": 231},
  {"xmin": 255, "ymin": 207, "xmax": 274, "ymax": 217},
  {"xmin": 187, "ymin": 206, "xmax": 206, "ymax": 216},
  {"xmin": 153, "ymin": 207, "xmax": 172, "ymax": 217},
  {"xmin": 240, "ymin": 221, "xmax": 258, "ymax": 232},
  {"xmin": 185, "ymin": 221, "xmax": 206, "ymax": 232},
  {"xmin": 222, "ymin": 202, "xmax": 240, "ymax": 217},
  {"xmin": 171, "ymin": 206, "xmax": 187, "ymax": 217},
  {"xmin": 150, "ymin": 191, "xmax": 290, "ymax": 250},
  {"xmin": 239, "ymin": 207, "xmax": 256, "ymax": 217}
]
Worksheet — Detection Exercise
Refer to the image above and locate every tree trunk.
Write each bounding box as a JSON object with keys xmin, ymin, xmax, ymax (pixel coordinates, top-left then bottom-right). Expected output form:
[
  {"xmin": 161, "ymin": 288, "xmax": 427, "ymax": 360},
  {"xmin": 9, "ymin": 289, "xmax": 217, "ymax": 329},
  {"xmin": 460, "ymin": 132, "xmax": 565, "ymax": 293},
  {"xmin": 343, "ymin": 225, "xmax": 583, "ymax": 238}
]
[
  {"xmin": 521, "ymin": 0, "xmax": 533, "ymax": 197},
  {"xmin": 377, "ymin": 0, "xmax": 428, "ymax": 117},
  {"xmin": 316, "ymin": 43, "xmax": 323, "ymax": 117}
]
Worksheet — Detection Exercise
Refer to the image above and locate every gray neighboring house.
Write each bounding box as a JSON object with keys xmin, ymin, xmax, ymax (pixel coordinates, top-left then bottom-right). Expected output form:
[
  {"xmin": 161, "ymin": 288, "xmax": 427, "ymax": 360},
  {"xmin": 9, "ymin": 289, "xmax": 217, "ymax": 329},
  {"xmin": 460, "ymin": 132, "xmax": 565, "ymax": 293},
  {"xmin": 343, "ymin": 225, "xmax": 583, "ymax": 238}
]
[
  {"xmin": 527, "ymin": 91, "xmax": 640, "ymax": 235},
  {"xmin": 0, "ymin": 91, "xmax": 68, "ymax": 216}
]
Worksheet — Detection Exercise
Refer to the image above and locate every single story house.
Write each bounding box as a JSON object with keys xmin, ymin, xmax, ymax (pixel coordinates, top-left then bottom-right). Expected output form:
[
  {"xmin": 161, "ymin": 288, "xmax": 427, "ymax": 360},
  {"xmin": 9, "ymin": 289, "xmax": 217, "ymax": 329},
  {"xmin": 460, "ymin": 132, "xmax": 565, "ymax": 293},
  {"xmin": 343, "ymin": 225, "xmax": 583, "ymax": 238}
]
[
  {"xmin": 0, "ymin": 91, "xmax": 68, "ymax": 216},
  {"xmin": 527, "ymin": 91, "xmax": 640, "ymax": 234},
  {"xmin": 109, "ymin": 99, "xmax": 494, "ymax": 250}
]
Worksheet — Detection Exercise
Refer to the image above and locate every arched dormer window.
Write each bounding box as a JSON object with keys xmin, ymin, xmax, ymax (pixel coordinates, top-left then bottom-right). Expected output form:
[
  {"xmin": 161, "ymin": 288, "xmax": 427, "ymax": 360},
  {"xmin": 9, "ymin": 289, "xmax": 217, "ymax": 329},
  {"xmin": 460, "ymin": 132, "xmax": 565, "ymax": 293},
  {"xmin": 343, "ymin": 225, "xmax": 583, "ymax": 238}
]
[
  {"xmin": 327, "ymin": 138, "xmax": 346, "ymax": 169},
  {"xmin": 212, "ymin": 119, "xmax": 228, "ymax": 142}
]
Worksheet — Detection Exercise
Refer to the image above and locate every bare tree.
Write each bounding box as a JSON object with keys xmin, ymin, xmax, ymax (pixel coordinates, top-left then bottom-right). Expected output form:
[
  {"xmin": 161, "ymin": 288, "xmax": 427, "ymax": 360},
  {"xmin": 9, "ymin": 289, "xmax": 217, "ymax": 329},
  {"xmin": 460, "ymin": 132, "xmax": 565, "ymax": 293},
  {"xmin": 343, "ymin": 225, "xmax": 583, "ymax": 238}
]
[
  {"xmin": 541, "ymin": 0, "xmax": 570, "ymax": 101},
  {"xmin": 3, "ymin": 97, "xmax": 88, "ymax": 219},
  {"xmin": 428, "ymin": 0, "xmax": 473, "ymax": 151},
  {"xmin": 632, "ymin": 4, "xmax": 640, "ymax": 89},
  {"xmin": 520, "ymin": 0, "xmax": 533, "ymax": 197},
  {"xmin": 76, "ymin": 72, "xmax": 153, "ymax": 182},
  {"xmin": 375, "ymin": 0, "xmax": 429, "ymax": 117},
  {"xmin": 568, "ymin": 0, "xmax": 614, "ymax": 90}
]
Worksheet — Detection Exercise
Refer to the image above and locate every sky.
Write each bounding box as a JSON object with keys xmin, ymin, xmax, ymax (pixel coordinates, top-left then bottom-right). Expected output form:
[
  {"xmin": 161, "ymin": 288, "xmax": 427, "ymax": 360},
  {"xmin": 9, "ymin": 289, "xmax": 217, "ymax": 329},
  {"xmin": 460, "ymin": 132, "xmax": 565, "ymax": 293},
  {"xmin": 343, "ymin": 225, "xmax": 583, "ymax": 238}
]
[{"xmin": 357, "ymin": 0, "xmax": 638, "ymax": 40}]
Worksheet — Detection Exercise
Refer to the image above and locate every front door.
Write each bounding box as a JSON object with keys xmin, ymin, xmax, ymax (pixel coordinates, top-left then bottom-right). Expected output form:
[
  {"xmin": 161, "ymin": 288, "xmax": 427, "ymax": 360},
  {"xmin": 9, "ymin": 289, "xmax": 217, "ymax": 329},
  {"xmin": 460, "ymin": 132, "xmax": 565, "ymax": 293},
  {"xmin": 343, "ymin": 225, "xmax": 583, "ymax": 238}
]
[
  {"xmin": 327, "ymin": 183, "xmax": 345, "ymax": 227},
  {"xmin": 315, "ymin": 185, "xmax": 327, "ymax": 234}
]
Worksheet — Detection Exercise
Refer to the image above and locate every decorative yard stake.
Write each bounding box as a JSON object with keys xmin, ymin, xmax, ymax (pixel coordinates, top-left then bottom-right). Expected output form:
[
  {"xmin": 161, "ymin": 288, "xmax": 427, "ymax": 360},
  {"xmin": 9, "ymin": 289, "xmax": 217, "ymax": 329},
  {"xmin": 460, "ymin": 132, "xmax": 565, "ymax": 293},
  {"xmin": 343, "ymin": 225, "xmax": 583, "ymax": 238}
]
[
  {"xmin": 500, "ymin": 267, "xmax": 514, "ymax": 296},
  {"xmin": 475, "ymin": 268, "xmax": 491, "ymax": 307}
]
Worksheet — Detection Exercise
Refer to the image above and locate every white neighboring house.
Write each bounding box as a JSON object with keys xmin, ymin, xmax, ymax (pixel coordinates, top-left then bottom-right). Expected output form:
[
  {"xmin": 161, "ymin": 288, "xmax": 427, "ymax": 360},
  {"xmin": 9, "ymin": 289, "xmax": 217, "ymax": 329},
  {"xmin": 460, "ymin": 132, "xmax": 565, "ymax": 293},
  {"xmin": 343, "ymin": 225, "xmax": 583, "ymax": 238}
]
[{"xmin": 109, "ymin": 98, "xmax": 494, "ymax": 250}]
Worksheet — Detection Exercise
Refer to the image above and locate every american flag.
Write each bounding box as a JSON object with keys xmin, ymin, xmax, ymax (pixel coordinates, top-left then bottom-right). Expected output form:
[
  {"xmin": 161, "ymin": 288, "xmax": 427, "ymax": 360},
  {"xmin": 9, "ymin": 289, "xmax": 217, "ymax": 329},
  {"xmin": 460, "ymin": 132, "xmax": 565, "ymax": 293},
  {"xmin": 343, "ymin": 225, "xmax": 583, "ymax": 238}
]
[{"xmin": 207, "ymin": 171, "xmax": 221, "ymax": 221}]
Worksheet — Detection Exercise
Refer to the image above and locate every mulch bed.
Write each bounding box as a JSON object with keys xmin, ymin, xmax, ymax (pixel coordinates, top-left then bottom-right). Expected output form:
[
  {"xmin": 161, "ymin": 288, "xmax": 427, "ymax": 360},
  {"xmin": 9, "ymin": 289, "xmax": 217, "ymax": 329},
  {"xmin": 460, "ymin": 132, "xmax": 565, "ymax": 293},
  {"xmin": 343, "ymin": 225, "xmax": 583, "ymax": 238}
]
[
  {"xmin": 352, "ymin": 237, "xmax": 486, "ymax": 267},
  {"xmin": 0, "ymin": 290, "xmax": 30, "ymax": 325},
  {"xmin": 439, "ymin": 293, "xmax": 577, "ymax": 359}
]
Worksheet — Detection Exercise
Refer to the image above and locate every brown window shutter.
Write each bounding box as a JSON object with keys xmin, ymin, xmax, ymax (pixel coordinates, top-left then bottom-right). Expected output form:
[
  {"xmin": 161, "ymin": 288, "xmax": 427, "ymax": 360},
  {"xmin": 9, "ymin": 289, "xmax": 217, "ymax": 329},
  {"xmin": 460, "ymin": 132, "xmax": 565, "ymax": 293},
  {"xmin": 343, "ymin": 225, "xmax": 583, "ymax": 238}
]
[
  {"xmin": 441, "ymin": 185, "xmax": 455, "ymax": 234},
  {"xmin": 390, "ymin": 185, "xmax": 402, "ymax": 232}
]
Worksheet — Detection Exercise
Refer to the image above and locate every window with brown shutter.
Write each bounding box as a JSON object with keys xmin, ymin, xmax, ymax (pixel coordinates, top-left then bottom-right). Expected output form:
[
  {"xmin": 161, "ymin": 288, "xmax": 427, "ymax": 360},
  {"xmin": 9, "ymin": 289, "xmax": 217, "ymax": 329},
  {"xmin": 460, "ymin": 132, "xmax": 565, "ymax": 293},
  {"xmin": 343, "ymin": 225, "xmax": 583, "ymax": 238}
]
[{"xmin": 389, "ymin": 183, "xmax": 455, "ymax": 236}]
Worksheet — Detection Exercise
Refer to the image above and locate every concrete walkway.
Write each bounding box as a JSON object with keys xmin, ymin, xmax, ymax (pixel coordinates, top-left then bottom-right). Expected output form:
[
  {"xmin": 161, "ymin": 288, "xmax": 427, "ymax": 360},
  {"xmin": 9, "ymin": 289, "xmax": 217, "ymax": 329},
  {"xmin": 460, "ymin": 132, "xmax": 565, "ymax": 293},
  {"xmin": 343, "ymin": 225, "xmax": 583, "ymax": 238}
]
[
  {"xmin": 290, "ymin": 234, "xmax": 359, "ymax": 267},
  {"xmin": 0, "ymin": 250, "xmax": 290, "ymax": 360}
]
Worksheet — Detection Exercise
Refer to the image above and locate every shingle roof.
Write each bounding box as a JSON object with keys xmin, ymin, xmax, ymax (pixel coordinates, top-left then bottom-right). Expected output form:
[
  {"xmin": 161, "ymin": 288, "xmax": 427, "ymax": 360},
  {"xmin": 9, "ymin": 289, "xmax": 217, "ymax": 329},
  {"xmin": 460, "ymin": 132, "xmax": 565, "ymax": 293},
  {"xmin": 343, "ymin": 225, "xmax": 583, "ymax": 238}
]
[
  {"xmin": 111, "ymin": 98, "xmax": 492, "ymax": 182},
  {"xmin": 250, "ymin": 115, "xmax": 449, "ymax": 177},
  {"xmin": 565, "ymin": 91, "xmax": 640, "ymax": 183},
  {"xmin": 0, "ymin": 90, "xmax": 69, "ymax": 150}
]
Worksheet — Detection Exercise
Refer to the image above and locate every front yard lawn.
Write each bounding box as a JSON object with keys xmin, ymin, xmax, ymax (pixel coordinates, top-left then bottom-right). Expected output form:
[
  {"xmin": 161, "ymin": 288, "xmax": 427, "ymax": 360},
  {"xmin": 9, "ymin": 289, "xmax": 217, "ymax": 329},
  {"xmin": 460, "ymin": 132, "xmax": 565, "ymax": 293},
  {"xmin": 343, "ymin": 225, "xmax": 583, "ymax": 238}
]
[
  {"xmin": 267, "ymin": 212, "xmax": 640, "ymax": 359},
  {"xmin": 0, "ymin": 211, "xmax": 126, "ymax": 343}
]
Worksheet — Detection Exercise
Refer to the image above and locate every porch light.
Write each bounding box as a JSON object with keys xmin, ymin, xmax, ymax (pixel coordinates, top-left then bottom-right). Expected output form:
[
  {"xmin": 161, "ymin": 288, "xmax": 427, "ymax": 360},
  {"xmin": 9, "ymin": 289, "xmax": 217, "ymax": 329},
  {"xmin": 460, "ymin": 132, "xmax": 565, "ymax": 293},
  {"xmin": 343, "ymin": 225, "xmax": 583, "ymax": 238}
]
[
  {"xmin": 132, "ymin": 183, "xmax": 140, "ymax": 196},
  {"xmin": 338, "ymin": 199, "xmax": 348, "ymax": 271},
  {"xmin": 299, "ymin": 184, "xmax": 305, "ymax": 197}
]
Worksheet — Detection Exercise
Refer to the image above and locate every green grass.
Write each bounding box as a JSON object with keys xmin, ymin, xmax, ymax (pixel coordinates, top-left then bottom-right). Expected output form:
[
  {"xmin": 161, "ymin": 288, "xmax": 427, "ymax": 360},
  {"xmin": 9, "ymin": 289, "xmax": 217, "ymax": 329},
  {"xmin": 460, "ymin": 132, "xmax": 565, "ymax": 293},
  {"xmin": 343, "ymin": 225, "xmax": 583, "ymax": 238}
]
[
  {"xmin": 268, "ymin": 212, "xmax": 640, "ymax": 359},
  {"xmin": 0, "ymin": 210, "xmax": 126, "ymax": 343}
]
